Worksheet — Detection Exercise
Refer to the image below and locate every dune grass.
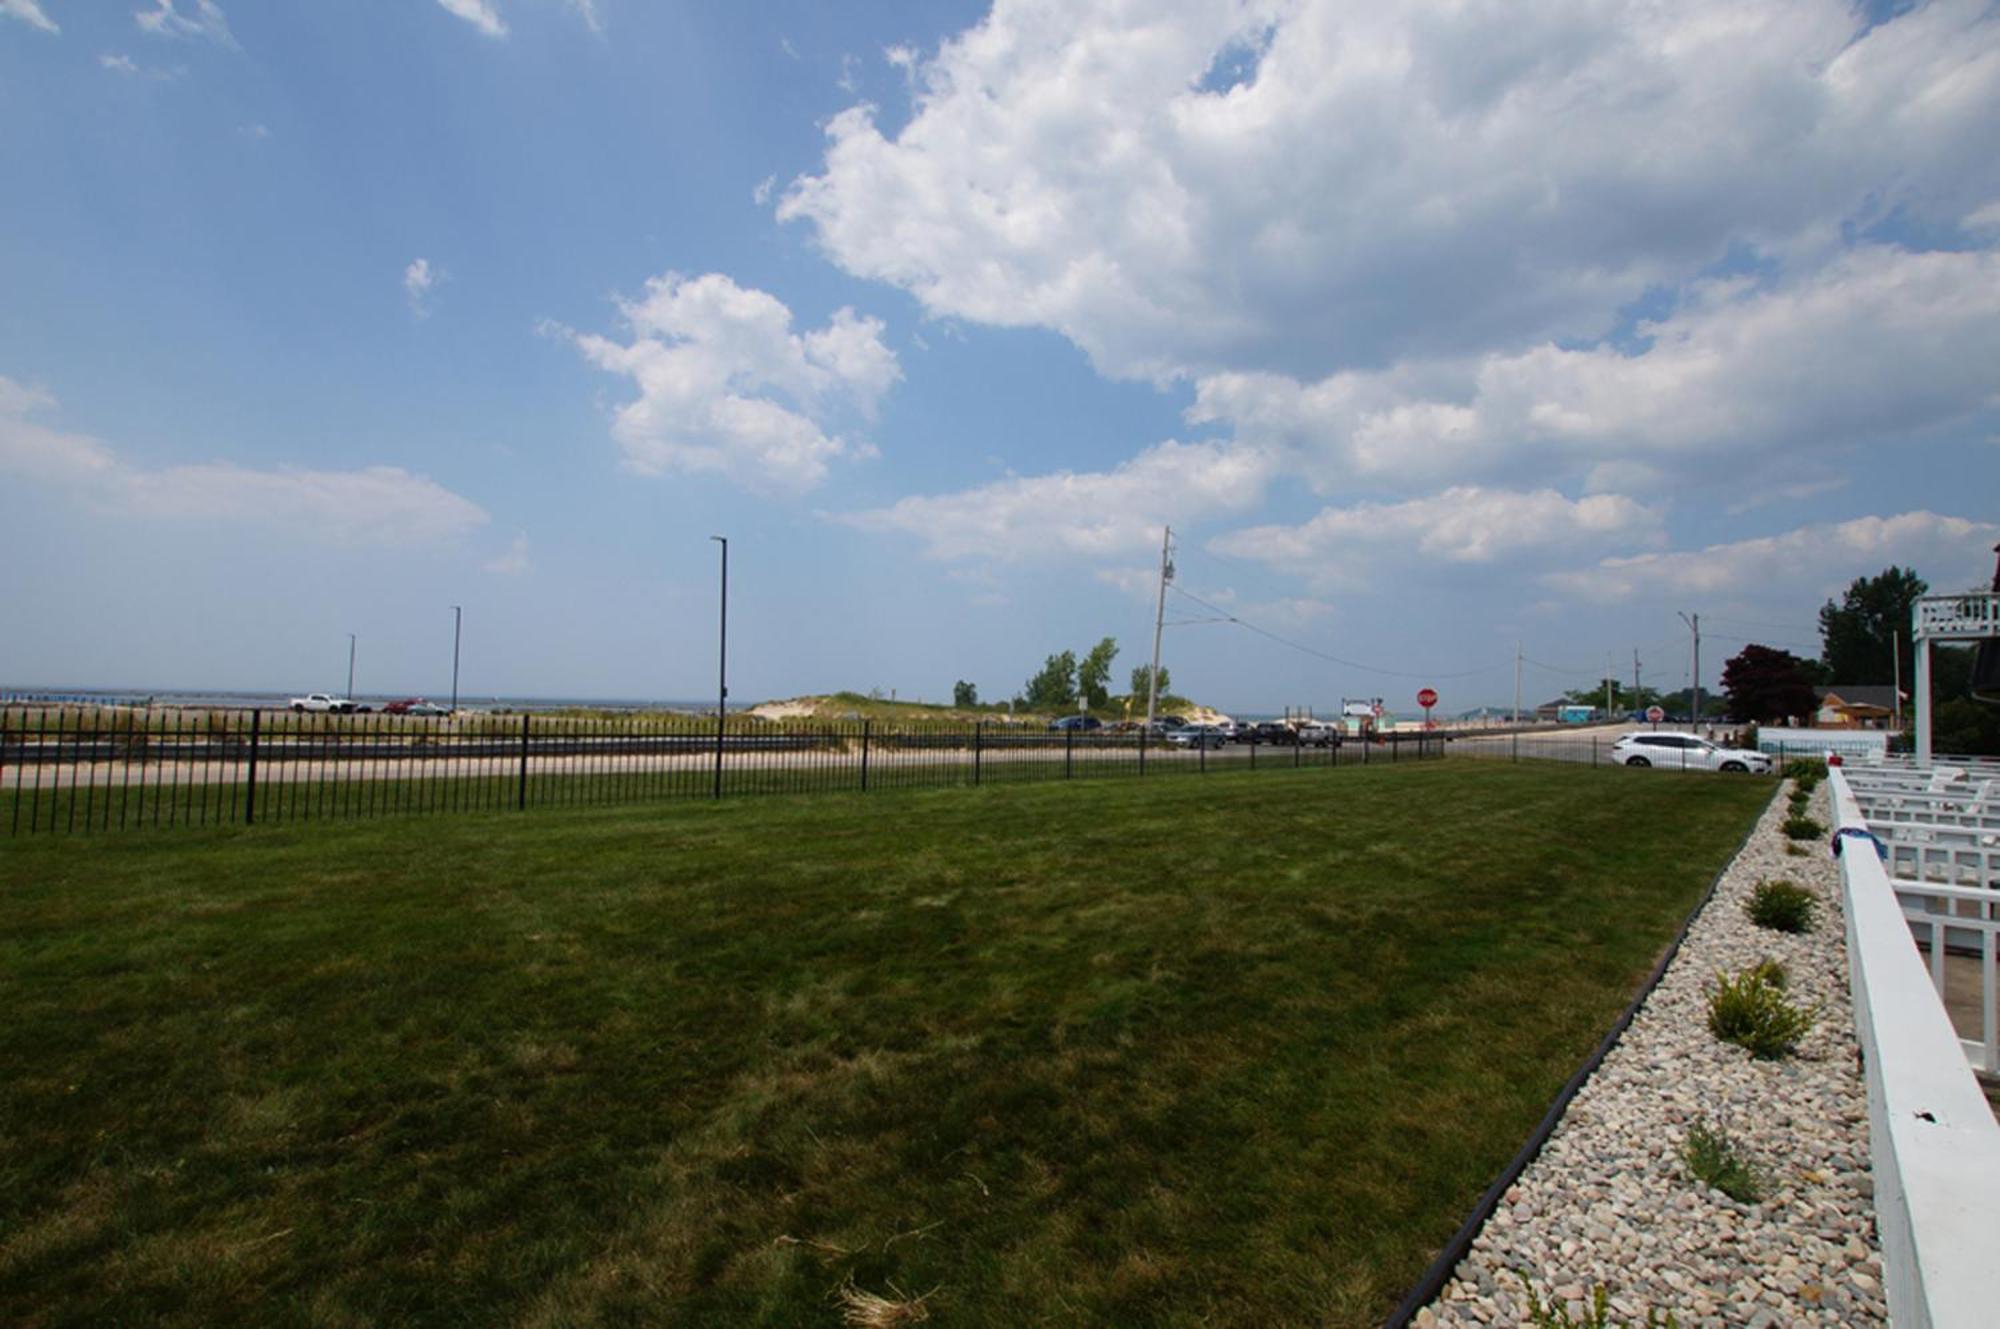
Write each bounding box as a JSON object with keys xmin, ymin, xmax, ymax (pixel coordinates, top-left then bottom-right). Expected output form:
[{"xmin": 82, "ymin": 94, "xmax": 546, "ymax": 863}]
[{"xmin": 0, "ymin": 762, "xmax": 1767, "ymax": 1326}]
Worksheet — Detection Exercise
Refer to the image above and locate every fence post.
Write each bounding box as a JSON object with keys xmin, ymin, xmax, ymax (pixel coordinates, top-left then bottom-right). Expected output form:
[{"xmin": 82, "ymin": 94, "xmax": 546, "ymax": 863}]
[
  {"xmin": 861, "ymin": 720, "xmax": 871, "ymax": 792},
  {"xmin": 244, "ymin": 709, "xmax": 260, "ymax": 825},
  {"xmin": 1511, "ymin": 731, "xmax": 1518, "ymax": 763},
  {"xmin": 713, "ymin": 708, "xmax": 725, "ymax": 800},
  {"xmin": 1592, "ymin": 736, "xmax": 1598, "ymax": 767},
  {"xmin": 973, "ymin": 721, "xmax": 983, "ymax": 787},
  {"xmin": 518, "ymin": 712, "xmax": 530, "ymax": 810},
  {"xmin": 1390, "ymin": 733, "xmax": 1398, "ymax": 764},
  {"xmin": 1065, "ymin": 725, "xmax": 1074, "ymax": 779}
]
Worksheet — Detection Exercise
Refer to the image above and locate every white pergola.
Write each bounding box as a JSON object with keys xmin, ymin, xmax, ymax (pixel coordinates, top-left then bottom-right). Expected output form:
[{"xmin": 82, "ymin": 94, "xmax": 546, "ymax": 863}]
[{"xmin": 1913, "ymin": 591, "xmax": 2000, "ymax": 762}]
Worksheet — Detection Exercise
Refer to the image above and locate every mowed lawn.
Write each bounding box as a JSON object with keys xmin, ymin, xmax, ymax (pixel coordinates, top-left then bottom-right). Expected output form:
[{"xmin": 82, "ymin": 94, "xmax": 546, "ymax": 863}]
[{"xmin": 0, "ymin": 762, "xmax": 1770, "ymax": 1327}]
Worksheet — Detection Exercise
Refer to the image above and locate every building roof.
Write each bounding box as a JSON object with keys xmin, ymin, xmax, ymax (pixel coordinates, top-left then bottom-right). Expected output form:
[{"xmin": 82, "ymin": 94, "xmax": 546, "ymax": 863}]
[{"xmin": 1814, "ymin": 685, "xmax": 1904, "ymax": 710}]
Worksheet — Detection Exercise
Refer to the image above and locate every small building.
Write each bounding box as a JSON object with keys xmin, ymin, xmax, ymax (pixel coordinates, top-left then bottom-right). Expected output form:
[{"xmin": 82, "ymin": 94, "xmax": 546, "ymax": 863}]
[
  {"xmin": 1534, "ymin": 699, "xmax": 1597, "ymax": 724},
  {"xmin": 1813, "ymin": 685, "xmax": 1903, "ymax": 730}
]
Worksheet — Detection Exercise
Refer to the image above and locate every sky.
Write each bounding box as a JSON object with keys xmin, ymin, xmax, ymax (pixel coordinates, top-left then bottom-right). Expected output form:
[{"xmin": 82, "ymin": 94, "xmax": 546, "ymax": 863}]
[{"xmin": 2, "ymin": 0, "xmax": 1997, "ymax": 713}]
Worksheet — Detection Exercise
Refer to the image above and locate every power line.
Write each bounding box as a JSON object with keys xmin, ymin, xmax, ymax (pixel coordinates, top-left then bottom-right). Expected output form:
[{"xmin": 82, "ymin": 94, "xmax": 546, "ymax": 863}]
[{"xmin": 1167, "ymin": 584, "xmax": 1509, "ymax": 679}]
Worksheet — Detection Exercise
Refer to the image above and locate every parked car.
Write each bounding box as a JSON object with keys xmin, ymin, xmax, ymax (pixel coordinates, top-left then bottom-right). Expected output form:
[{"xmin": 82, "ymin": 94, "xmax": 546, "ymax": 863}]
[
  {"xmin": 1046, "ymin": 714, "xmax": 1103, "ymax": 732},
  {"xmin": 290, "ymin": 693, "xmax": 358, "ymax": 714},
  {"xmin": 1609, "ymin": 733, "xmax": 1772, "ymax": 773},
  {"xmin": 1295, "ymin": 721, "xmax": 1340, "ymax": 747},
  {"xmin": 1166, "ymin": 723, "xmax": 1228, "ymax": 749},
  {"xmin": 1246, "ymin": 721, "xmax": 1300, "ymax": 745},
  {"xmin": 407, "ymin": 700, "xmax": 451, "ymax": 717}
]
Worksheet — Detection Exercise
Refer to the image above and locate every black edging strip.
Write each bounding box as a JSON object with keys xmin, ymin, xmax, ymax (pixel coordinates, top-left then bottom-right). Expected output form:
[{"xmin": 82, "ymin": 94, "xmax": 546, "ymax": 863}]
[{"xmin": 1380, "ymin": 783, "xmax": 1779, "ymax": 1328}]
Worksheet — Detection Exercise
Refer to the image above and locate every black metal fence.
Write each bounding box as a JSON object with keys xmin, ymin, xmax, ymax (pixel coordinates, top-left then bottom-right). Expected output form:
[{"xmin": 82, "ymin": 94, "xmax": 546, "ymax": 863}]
[{"xmin": 1, "ymin": 707, "xmax": 1446, "ymax": 837}]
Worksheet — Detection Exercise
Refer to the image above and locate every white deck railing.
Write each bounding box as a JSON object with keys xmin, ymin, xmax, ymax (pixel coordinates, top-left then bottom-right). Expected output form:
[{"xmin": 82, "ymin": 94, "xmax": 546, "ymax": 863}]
[{"xmin": 1829, "ymin": 765, "xmax": 2000, "ymax": 1328}]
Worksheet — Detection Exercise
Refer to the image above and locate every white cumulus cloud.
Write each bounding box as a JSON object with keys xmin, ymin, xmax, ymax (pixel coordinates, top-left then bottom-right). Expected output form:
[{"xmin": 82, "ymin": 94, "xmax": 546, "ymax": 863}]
[
  {"xmin": 1, "ymin": 0, "xmax": 57, "ymax": 33},
  {"xmin": 1211, "ymin": 487, "xmax": 1664, "ymax": 588},
  {"xmin": 842, "ymin": 439, "xmax": 1274, "ymax": 562},
  {"xmin": 564, "ymin": 272, "xmax": 899, "ymax": 494},
  {"xmin": 1546, "ymin": 512, "xmax": 2000, "ymax": 605},
  {"xmin": 0, "ymin": 374, "xmax": 488, "ymax": 545},
  {"xmin": 436, "ymin": 0, "xmax": 507, "ymax": 38},
  {"xmin": 404, "ymin": 257, "xmax": 441, "ymax": 318},
  {"xmin": 1189, "ymin": 246, "xmax": 2000, "ymax": 495},
  {"xmin": 135, "ymin": 0, "xmax": 234, "ymax": 47},
  {"xmin": 780, "ymin": 0, "xmax": 2000, "ymax": 383}
]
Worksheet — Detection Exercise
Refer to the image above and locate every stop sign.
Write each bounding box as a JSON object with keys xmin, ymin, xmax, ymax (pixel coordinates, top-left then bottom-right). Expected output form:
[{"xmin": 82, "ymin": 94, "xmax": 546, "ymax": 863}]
[
  {"xmin": 1417, "ymin": 687, "xmax": 1438, "ymax": 708},
  {"xmin": 1646, "ymin": 705, "xmax": 1665, "ymax": 724}
]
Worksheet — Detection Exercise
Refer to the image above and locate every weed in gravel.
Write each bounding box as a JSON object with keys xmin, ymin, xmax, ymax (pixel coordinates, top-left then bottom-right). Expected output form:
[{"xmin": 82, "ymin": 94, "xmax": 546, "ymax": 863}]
[
  {"xmin": 1745, "ymin": 879, "xmax": 1816, "ymax": 933},
  {"xmin": 1680, "ymin": 1118, "xmax": 1767, "ymax": 1204},
  {"xmin": 1781, "ymin": 815, "xmax": 1824, "ymax": 841},
  {"xmin": 1515, "ymin": 1273, "xmax": 1681, "ymax": 1328},
  {"xmin": 1708, "ymin": 965, "xmax": 1816, "ymax": 1059}
]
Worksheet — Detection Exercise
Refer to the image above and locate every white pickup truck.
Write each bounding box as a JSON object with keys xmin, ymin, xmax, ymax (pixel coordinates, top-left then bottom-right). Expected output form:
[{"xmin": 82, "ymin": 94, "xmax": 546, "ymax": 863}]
[{"xmin": 290, "ymin": 693, "xmax": 360, "ymax": 713}]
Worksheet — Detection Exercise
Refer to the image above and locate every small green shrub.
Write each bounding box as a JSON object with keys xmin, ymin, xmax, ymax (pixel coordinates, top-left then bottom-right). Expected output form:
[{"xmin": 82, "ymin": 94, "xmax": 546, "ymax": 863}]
[
  {"xmin": 1745, "ymin": 879, "xmax": 1816, "ymax": 933},
  {"xmin": 1781, "ymin": 815, "xmax": 1824, "ymax": 841},
  {"xmin": 1746, "ymin": 956, "xmax": 1788, "ymax": 988},
  {"xmin": 1680, "ymin": 1119, "xmax": 1767, "ymax": 1203},
  {"xmin": 1708, "ymin": 966, "xmax": 1815, "ymax": 1059},
  {"xmin": 1782, "ymin": 758, "xmax": 1826, "ymax": 788},
  {"xmin": 1516, "ymin": 1274, "xmax": 1680, "ymax": 1328}
]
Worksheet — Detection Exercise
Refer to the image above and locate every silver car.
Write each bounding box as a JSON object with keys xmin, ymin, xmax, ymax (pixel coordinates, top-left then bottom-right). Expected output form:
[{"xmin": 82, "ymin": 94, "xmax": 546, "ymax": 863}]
[{"xmin": 1166, "ymin": 723, "xmax": 1229, "ymax": 750}]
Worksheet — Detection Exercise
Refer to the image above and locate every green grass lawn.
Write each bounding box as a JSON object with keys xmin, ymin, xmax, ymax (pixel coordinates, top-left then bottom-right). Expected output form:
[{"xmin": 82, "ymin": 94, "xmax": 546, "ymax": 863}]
[{"xmin": 0, "ymin": 763, "xmax": 1769, "ymax": 1327}]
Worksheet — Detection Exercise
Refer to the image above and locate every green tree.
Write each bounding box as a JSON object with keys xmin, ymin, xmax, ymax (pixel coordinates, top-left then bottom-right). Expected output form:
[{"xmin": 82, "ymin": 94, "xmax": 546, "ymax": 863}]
[
  {"xmin": 1021, "ymin": 651, "xmax": 1078, "ymax": 710},
  {"xmin": 1929, "ymin": 645, "xmax": 2000, "ymax": 756},
  {"xmin": 1720, "ymin": 644, "xmax": 1818, "ymax": 724},
  {"xmin": 952, "ymin": 680, "xmax": 978, "ymax": 708},
  {"xmin": 1130, "ymin": 662, "xmax": 1171, "ymax": 701},
  {"xmin": 1078, "ymin": 637, "xmax": 1118, "ymax": 710},
  {"xmin": 1819, "ymin": 566, "xmax": 1927, "ymax": 684}
]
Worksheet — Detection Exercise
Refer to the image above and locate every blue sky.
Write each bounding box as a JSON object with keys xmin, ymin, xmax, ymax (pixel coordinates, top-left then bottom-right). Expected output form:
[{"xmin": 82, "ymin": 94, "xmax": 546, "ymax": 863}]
[{"xmin": 3, "ymin": 0, "xmax": 1997, "ymax": 712}]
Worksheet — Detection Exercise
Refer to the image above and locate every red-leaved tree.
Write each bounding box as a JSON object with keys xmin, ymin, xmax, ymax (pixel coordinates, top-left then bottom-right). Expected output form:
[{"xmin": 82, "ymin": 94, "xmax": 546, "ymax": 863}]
[{"xmin": 1720, "ymin": 644, "xmax": 1818, "ymax": 724}]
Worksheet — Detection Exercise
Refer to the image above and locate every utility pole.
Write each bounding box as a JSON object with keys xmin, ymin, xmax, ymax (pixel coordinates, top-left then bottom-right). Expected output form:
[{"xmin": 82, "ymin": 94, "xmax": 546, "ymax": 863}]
[
  {"xmin": 1604, "ymin": 653, "xmax": 1612, "ymax": 720},
  {"xmin": 1678, "ymin": 612, "xmax": 1701, "ymax": 732},
  {"xmin": 1633, "ymin": 648, "xmax": 1642, "ymax": 707},
  {"xmin": 1512, "ymin": 642, "xmax": 1522, "ymax": 726},
  {"xmin": 346, "ymin": 633, "xmax": 356, "ymax": 700},
  {"xmin": 1145, "ymin": 526, "xmax": 1174, "ymax": 727},
  {"xmin": 711, "ymin": 536, "xmax": 728, "ymax": 800},
  {"xmin": 450, "ymin": 605, "xmax": 462, "ymax": 714}
]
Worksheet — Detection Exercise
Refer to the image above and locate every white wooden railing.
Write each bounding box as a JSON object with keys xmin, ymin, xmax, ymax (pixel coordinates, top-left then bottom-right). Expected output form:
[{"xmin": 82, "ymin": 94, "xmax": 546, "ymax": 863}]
[{"xmin": 1829, "ymin": 765, "xmax": 2000, "ymax": 1328}]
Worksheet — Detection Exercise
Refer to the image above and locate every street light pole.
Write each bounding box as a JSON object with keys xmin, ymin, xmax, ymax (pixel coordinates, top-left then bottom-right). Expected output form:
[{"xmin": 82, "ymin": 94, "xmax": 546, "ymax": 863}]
[
  {"xmin": 450, "ymin": 605, "xmax": 462, "ymax": 714},
  {"xmin": 711, "ymin": 535, "xmax": 728, "ymax": 800},
  {"xmin": 346, "ymin": 633, "xmax": 356, "ymax": 700}
]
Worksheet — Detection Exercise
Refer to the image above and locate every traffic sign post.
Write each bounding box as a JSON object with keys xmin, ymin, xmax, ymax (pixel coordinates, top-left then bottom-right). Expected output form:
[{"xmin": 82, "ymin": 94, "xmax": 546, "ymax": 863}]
[
  {"xmin": 1646, "ymin": 704, "xmax": 1665, "ymax": 729},
  {"xmin": 1417, "ymin": 687, "xmax": 1438, "ymax": 731}
]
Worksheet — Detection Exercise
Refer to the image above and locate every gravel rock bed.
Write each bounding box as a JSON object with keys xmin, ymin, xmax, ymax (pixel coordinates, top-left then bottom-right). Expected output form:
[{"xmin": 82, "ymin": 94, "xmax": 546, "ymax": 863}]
[{"xmin": 1414, "ymin": 779, "xmax": 1883, "ymax": 1328}]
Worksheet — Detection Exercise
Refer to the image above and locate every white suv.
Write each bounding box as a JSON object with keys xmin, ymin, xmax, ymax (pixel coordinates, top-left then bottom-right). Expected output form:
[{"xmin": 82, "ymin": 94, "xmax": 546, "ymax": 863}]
[{"xmin": 1610, "ymin": 732, "xmax": 1772, "ymax": 773}]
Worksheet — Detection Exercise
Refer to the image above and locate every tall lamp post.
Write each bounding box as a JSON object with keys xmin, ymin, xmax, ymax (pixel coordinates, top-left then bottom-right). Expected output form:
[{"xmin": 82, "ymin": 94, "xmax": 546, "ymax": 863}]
[
  {"xmin": 711, "ymin": 535, "xmax": 727, "ymax": 799},
  {"xmin": 450, "ymin": 605, "xmax": 462, "ymax": 714},
  {"xmin": 346, "ymin": 633, "xmax": 357, "ymax": 700}
]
